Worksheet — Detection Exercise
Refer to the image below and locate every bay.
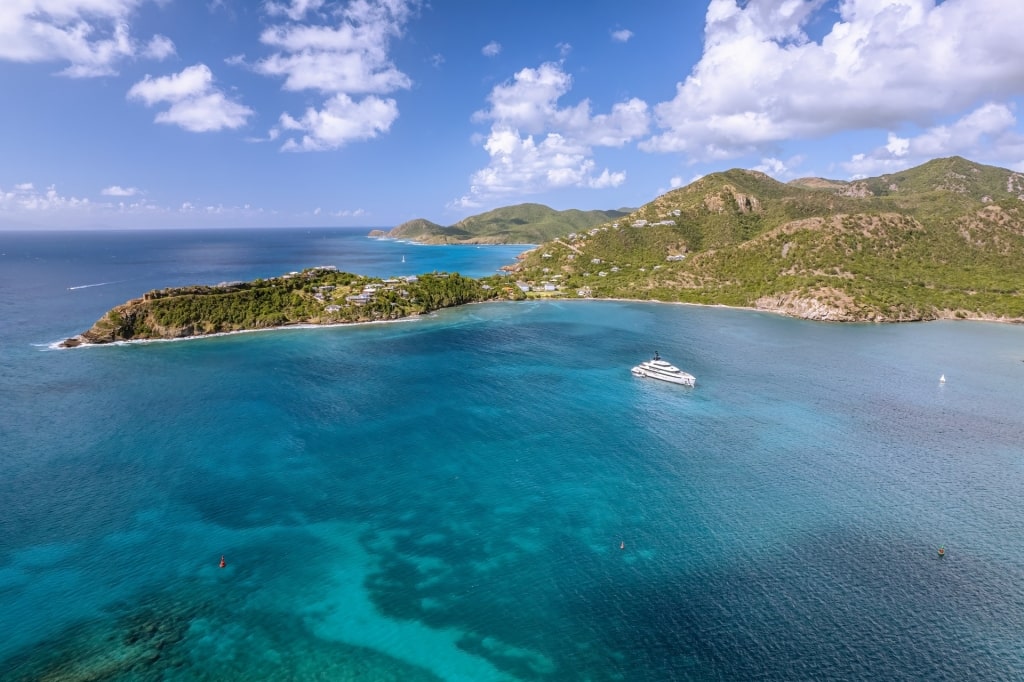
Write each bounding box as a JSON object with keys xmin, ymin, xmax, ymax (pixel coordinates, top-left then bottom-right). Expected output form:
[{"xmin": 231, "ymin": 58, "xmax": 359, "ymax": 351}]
[{"xmin": 1, "ymin": 228, "xmax": 1023, "ymax": 680}]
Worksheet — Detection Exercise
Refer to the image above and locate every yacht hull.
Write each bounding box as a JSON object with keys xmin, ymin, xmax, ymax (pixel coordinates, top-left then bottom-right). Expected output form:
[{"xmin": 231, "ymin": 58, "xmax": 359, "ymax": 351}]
[{"xmin": 631, "ymin": 357, "xmax": 696, "ymax": 387}]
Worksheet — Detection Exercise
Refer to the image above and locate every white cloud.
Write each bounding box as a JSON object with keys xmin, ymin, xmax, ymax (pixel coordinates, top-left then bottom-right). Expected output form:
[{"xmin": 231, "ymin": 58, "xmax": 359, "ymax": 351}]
[
  {"xmin": 885, "ymin": 133, "xmax": 909, "ymax": 157},
  {"xmin": 753, "ymin": 157, "xmax": 789, "ymax": 177},
  {"xmin": 278, "ymin": 93, "xmax": 399, "ymax": 151},
  {"xmin": 843, "ymin": 102, "xmax": 1024, "ymax": 177},
  {"xmin": 332, "ymin": 208, "xmax": 366, "ymax": 217},
  {"xmin": 642, "ymin": 0, "xmax": 1024, "ymax": 161},
  {"xmin": 459, "ymin": 61, "xmax": 647, "ymax": 205},
  {"xmin": 255, "ymin": 0, "xmax": 417, "ymax": 152},
  {"xmin": 482, "ymin": 41, "xmax": 501, "ymax": 57},
  {"xmin": 128, "ymin": 64, "xmax": 254, "ymax": 132},
  {"xmin": 611, "ymin": 29, "xmax": 633, "ymax": 43},
  {"xmin": 752, "ymin": 154, "xmax": 803, "ymax": 179},
  {"xmin": 102, "ymin": 185, "xmax": 140, "ymax": 196},
  {"xmin": 0, "ymin": 183, "xmax": 90, "ymax": 212},
  {"xmin": 0, "ymin": 1, "xmax": 175, "ymax": 77},
  {"xmin": 0, "ymin": 181, "xmax": 292, "ymax": 228},
  {"xmin": 143, "ymin": 34, "xmax": 176, "ymax": 60},
  {"xmin": 255, "ymin": 3, "xmax": 416, "ymax": 90},
  {"xmin": 265, "ymin": 0, "xmax": 326, "ymax": 21},
  {"xmin": 256, "ymin": 44, "xmax": 411, "ymax": 93}
]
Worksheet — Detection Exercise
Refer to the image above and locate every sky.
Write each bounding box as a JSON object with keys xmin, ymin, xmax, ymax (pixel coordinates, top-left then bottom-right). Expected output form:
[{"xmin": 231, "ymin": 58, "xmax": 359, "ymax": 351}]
[{"xmin": 2, "ymin": 0, "xmax": 1024, "ymax": 229}]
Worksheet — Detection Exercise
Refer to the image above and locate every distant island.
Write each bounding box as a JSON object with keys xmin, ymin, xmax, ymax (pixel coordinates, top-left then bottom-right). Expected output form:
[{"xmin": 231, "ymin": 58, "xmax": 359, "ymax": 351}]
[
  {"xmin": 369, "ymin": 203, "xmax": 632, "ymax": 244},
  {"xmin": 60, "ymin": 268, "xmax": 524, "ymax": 346},
  {"xmin": 65, "ymin": 156, "xmax": 1024, "ymax": 344}
]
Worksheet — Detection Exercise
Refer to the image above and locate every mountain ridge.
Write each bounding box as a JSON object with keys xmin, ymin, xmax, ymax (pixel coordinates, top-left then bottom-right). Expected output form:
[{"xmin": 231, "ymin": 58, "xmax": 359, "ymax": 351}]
[
  {"xmin": 372, "ymin": 203, "xmax": 632, "ymax": 244},
  {"xmin": 510, "ymin": 156, "xmax": 1024, "ymax": 322}
]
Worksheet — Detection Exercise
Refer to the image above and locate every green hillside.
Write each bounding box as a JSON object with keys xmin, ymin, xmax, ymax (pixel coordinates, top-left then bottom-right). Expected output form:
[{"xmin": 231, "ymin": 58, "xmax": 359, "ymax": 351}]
[
  {"xmin": 62, "ymin": 267, "xmax": 525, "ymax": 345},
  {"xmin": 377, "ymin": 203, "xmax": 632, "ymax": 244},
  {"xmin": 512, "ymin": 157, "xmax": 1024, "ymax": 322}
]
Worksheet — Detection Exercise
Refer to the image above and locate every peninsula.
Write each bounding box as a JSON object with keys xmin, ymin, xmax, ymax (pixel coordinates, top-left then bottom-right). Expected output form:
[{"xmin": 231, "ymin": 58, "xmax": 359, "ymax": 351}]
[{"xmin": 60, "ymin": 268, "xmax": 525, "ymax": 347}]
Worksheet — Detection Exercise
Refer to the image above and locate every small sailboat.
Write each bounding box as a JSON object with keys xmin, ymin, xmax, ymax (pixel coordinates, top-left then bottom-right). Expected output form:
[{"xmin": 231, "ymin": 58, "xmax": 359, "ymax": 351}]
[
  {"xmin": 940, "ymin": 374, "xmax": 946, "ymax": 383},
  {"xmin": 401, "ymin": 255, "xmax": 406, "ymax": 263}
]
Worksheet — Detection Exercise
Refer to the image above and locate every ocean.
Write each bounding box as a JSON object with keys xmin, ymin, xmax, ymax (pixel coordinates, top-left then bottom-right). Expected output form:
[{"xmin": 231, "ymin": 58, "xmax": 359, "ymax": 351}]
[{"xmin": 1, "ymin": 227, "xmax": 1023, "ymax": 681}]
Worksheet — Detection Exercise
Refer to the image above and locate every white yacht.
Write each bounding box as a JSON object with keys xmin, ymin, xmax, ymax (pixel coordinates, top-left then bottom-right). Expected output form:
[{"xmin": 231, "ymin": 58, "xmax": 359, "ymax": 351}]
[{"xmin": 631, "ymin": 351, "xmax": 696, "ymax": 387}]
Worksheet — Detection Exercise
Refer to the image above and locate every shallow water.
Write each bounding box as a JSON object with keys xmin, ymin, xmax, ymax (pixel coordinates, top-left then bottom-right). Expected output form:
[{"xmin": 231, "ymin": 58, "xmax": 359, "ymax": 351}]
[{"xmin": 1, "ymin": 229, "xmax": 1023, "ymax": 680}]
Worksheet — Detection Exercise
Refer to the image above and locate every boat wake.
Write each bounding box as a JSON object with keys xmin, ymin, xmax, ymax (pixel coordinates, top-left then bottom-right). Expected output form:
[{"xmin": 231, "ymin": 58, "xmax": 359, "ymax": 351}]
[{"xmin": 67, "ymin": 281, "xmax": 121, "ymax": 291}]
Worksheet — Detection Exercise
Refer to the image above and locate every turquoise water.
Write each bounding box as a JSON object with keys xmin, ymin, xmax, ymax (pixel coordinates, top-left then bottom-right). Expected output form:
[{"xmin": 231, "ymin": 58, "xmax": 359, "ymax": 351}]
[{"xmin": 2, "ymin": 229, "xmax": 1024, "ymax": 680}]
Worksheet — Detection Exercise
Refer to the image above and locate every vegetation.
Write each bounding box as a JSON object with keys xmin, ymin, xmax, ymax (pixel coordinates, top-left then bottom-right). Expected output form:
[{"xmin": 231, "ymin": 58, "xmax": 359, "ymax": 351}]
[
  {"xmin": 64, "ymin": 267, "xmax": 525, "ymax": 345},
  {"xmin": 378, "ymin": 203, "xmax": 632, "ymax": 244},
  {"xmin": 65, "ymin": 156, "xmax": 1024, "ymax": 344},
  {"xmin": 511, "ymin": 157, "xmax": 1024, "ymax": 322}
]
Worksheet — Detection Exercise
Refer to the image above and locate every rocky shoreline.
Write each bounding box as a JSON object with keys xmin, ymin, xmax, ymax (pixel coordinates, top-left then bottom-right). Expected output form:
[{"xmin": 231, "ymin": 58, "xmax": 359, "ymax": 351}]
[{"xmin": 60, "ymin": 289, "xmax": 1022, "ymax": 350}]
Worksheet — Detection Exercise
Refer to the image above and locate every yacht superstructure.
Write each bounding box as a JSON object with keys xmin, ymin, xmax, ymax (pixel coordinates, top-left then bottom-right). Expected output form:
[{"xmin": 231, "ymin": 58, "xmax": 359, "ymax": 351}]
[{"xmin": 631, "ymin": 351, "xmax": 696, "ymax": 387}]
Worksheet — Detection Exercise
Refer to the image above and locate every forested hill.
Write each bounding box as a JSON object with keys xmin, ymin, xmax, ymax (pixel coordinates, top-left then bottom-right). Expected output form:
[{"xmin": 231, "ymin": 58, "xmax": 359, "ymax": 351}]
[
  {"xmin": 510, "ymin": 156, "xmax": 1024, "ymax": 322},
  {"xmin": 371, "ymin": 203, "xmax": 632, "ymax": 244},
  {"xmin": 61, "ymin": 268, "xmax": 525, "ymax": 346}
]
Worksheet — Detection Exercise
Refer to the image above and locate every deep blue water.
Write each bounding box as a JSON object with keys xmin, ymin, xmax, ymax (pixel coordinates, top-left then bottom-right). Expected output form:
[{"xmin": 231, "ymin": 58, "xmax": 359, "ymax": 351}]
[{"xmin": 2, "ymin": 228, "xmax": 1024, "ymax": 681}]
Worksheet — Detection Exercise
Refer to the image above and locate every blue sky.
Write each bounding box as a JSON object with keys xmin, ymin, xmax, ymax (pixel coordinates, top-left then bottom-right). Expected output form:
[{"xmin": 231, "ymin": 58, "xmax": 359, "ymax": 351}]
[{"xmin": 2, "ymin": 0, "xmax": 1024, "ymax": 229}]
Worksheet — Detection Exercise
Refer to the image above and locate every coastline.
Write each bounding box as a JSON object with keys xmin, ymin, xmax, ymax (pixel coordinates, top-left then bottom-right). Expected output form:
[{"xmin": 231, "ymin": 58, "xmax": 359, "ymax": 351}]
[
  {"xmin": 53, "ymin": 295, "xmax": 1022, "ymax": 350},
  {"xmin": 554, "ymin": 296, "xmax": 1024, "ymax": 325},
  {"xmin": 370, "ymin": 235, "xmax": 538, "ymax": 248},
  {"xmin": 53, "ymin": 314, "xmax": 427, "ymax": 350}
]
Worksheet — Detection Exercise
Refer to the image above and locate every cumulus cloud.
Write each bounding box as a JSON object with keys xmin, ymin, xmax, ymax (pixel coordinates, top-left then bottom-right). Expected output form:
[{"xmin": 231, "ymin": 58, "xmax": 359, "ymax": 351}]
[
  {"xmin": 0, "ymin": 1, "xmax": 178, "ymax": 76},
  {"xmin": 0, "ymin": 180, "xmax": 288, "ymax": 228},
  {"xmin": 143, "ymin": 34, "xmax": 176, "ymax": 60},
  {"xmin": 752, "ymin": 155, "xmax": 804, "ymax": 179},
  {"xmin": 482, "ymin": 41, "xmax": 501, "ymax": 57},
  {"xmin": 0, "ymin": 183, "xmax": 91, "ymax": 212},
  {"xmin": 128, "ymin": 64, "xmax": 254, "ymax": 132},
  {"xmin": 642, "ymin": 0, "xmax": 1024, "ymax": 161},
  {"xmin": 611, "ymin": 29, "xmax": 633, "ymax": 43},
  {"xmin": 257, "ymin": 0, "xmax": 417, "ymax": 151},
  {"xmin": 843, "ymin": 102, "xmax": 1024, "ymax": 177},
  {"xmin": 278, "ymin": 93, "xmax": 399, "ymax": 151},
  {"xmin": 458, "ymin": 61, "xmax": 647, "ymax": 205},
  {"xmin": 265, "ymin": 0, "xmax": 326, "ymax": 21},
  {"xmin": 101, "ymin": 185, "xmax": 140, "ymax": 196}
]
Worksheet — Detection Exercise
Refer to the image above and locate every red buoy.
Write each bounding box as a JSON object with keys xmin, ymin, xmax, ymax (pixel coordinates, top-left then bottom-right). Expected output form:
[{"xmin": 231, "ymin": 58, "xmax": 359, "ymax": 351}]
[{"xmin": 219, "ymin": 555, "xmax": 226, "ymax": 568}]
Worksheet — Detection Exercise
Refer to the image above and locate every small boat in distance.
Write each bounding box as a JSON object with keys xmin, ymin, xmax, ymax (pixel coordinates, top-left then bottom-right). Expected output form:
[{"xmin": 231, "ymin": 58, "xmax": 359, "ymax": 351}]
[
  {"xmin": 631, "ymin": 351, "xmax": 696, "ymax": 387},
  {"xmin": 940, "ymin": 374, "xmax": 946, "ymax": 383}
]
